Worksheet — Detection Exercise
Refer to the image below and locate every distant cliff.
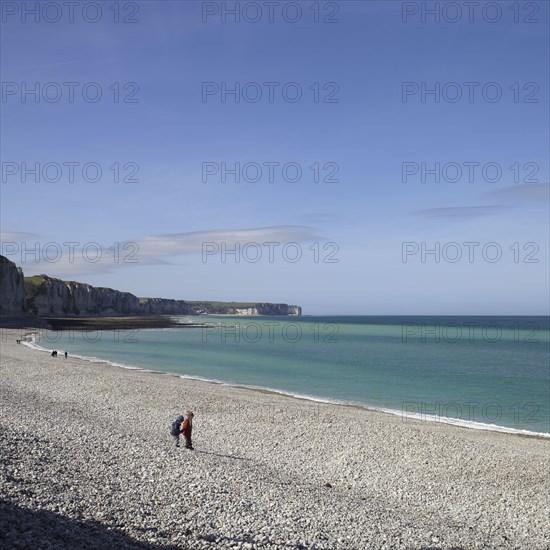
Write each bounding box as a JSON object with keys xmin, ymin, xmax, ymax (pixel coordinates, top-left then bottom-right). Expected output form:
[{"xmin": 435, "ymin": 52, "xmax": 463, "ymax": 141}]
[
  {"xmin": 0, "ymin": 256, "xmax": 26, "ymax": 315},
  {"xmin": 185, "ymin": 302, "xmax": 302, "ymax": 316},
  {"xmin": 17, "ymin": 265, "xmax": 301, "ymax": 318},
  {"xmin": 25, "ymin": 275, "xmax": 141, "ymax": 317},
  {"xmin": 139, "ymin": 297, "xmax": 193, "ymax": 316}
]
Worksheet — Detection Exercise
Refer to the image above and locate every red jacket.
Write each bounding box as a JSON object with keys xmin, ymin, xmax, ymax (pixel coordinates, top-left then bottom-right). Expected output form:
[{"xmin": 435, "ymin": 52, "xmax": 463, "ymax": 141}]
[{"xmin": 181, "ymin": 419, "xmax": 192, "ymax": 437}]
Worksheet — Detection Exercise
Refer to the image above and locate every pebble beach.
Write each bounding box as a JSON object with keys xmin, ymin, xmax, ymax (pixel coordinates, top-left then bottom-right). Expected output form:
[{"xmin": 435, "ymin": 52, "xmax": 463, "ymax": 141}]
[{"xmin": 1, "ymin": 330, "xmax": 549, "ymax": 550}]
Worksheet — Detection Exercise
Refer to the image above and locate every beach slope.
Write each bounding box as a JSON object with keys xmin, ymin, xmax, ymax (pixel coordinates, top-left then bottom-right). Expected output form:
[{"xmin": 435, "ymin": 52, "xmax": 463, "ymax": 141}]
[{"xmin": 0, "ymin": 332, "xmax": 548, "ymax": 549}]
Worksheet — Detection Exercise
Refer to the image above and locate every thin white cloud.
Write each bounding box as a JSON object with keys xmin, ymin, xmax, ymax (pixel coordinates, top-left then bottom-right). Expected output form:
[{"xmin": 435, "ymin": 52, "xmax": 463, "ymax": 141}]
[
  {"xmin": 414, "ymin": 206, "xmax": 505, "ymax": 219},
  {"xmin": 1, "ymin": 225, "xmax": 323, "ymax": 278},
  {"xmin": 21, "ymin": 255, "xmax": 165, "ymax": 279},
  {"xmin": 0, "ymin": 231, "xmax": 38, "ymax": 241},
  {"xmin": 412, "ymin": 184, "xmax": 550, "ymax": 221},
  {"xmin": 486, "ymin": 183, "xmax": 550, "ymax": 202},
  {"xmin": 130, "ymin": 225, "xmax": 321, "ymax": 257}
]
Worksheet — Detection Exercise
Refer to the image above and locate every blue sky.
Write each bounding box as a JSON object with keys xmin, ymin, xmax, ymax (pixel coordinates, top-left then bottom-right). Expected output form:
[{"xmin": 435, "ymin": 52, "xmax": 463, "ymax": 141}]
[{"xmin": 1, "ymin": 1, "xmax": 548, "ymax": 314}]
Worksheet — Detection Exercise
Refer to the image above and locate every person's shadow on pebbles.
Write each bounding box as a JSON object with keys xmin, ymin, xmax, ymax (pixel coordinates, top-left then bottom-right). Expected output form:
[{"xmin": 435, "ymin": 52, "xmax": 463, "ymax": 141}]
[{"xmin": 194, "ymin": 450, "xmax": 249, "ymax": 461}]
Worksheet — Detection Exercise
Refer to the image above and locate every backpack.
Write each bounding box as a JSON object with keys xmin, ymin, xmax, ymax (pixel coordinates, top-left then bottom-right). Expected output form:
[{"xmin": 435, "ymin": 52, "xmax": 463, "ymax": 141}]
[{"xmin": 171, "ymin": 415, "xmax": 184, "ymax": 436}]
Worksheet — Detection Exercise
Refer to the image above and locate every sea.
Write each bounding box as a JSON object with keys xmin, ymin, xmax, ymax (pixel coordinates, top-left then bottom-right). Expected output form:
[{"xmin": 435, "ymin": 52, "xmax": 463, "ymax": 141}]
[{"xmin": 26, "ymin": 315, "xmax": 550, "ymax": 436}]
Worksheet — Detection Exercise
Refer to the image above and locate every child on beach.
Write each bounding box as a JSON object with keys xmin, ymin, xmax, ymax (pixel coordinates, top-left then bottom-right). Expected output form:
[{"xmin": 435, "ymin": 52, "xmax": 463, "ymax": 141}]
[
  {"xmin": 171, "ymin": 415, "xmax": 185, "ymax": 447},
  {"xmin": 181, "ymin": 411, "xmax": 194, "ymax": 450}
]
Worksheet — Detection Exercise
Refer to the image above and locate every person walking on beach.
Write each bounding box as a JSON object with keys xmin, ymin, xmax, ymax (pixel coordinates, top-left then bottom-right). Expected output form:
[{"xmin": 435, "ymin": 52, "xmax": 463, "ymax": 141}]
[
  {"xmin": 64, "ymin": 351, "xmax": 68, "ymax": 359},
  {"xmin": 181, "ymin": 411, "xmax": 194, "ymax": 450}
]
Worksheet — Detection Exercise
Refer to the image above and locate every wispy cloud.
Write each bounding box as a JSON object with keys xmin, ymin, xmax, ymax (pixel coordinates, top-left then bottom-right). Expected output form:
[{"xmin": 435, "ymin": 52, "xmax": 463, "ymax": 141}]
[
  {"xmin": 126, "ymin": 226, "xmax": 322, "ymax": 258},
  {"xmin": 0, "ymin": 231, "xmax": 38, "ymax": 241},
  {"xmin": 412, "ymin": 184, "xmax": 549, "ymax": 222},
  {"xmin": 486, "ymin": 183, "xmax": 550, "ymax": 202},
  {"xmin": 20, "ymin": 255, "xmax": 167, "ymax": 279},
  {"xmin": 1, "ymin": 225, "xmax": 323, "ymax": 278},
  {"xmin": 414, "ymin": 206, "xmax": 505, "ymax": 219}
]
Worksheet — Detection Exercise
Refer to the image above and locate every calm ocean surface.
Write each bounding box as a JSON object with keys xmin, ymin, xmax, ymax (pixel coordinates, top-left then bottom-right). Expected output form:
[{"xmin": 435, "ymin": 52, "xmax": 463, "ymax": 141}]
[{"xmin": 29, "ymin": 316, "xmax": 550, "ymax": 435}]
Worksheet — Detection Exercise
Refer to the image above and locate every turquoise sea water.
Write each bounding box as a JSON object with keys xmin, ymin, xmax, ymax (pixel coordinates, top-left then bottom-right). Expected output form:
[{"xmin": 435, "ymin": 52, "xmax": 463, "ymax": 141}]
[{"xmin": 28, "ymin": 316, "xmax": 550, "ymax": 435}]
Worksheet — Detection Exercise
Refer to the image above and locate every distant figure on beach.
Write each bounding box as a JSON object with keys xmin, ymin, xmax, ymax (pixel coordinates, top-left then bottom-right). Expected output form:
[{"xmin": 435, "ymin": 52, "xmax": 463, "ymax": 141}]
[
  {"xmin": 181, "ymin": 411, "xmax": 194, "ymax": 450},
  {"xmin": 51, "ymin": 350, "xmax": 57, "ymax": 357},
  {"xmin": 64, "ymin": 351, "xmax": 68, "ymax": 359}
]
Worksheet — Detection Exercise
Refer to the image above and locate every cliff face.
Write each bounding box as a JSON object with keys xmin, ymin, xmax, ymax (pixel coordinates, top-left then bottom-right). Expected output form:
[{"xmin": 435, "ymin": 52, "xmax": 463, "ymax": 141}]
[
  {"xmin": 0, "ymin": 256, "xmax": 26, "ymax": 315},
  {"xmin": 135, "ymin": 300, "xmax": 301, "ymax": 316},
  {"xmin": 21, "ymin": 268, "xmax": 301, "ymax": 318},
  {"xmin": 139, "ymin": 298, "xmax": 192, "ymax": 316},
  {"xmin": 27, "ymin": 276, "xmax": 141, "ymax": 317},
  {"xmin": 232, "ymin": 304, "xmax": 302, "ymax": 316},
  {"xmin": 185, "ymin": 302, "xmax": 301, "ymax": 316},
  {"xmin": 1, "ymin": 254, "xmax": 303, "ymax": 319}
]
